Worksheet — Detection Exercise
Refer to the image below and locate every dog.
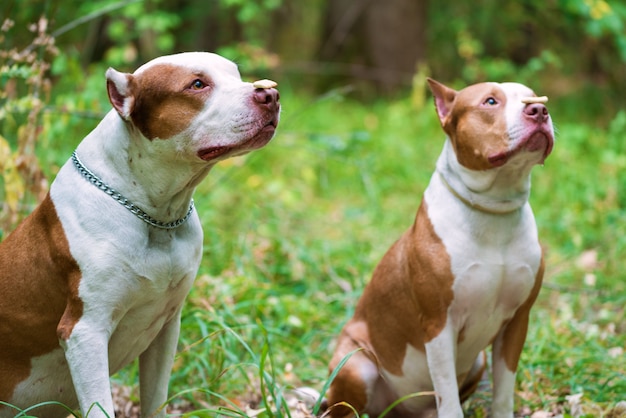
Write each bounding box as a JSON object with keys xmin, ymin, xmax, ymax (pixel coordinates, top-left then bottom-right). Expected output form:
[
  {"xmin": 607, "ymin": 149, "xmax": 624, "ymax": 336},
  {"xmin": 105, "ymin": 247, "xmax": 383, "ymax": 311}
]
[
  {"xmin": 323, "ymin": 79, "xmax": 553, "ymax": 418},
  {"xmin": 0, "ymin": 52, "xmax": 280, "ymax": 418}
]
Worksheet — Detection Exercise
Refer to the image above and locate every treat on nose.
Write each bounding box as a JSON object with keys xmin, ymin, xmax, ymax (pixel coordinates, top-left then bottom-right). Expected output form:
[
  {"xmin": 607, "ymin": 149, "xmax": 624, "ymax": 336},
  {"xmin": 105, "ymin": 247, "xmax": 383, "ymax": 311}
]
[{"xmin": 253, "ymin": 79, "xmax": 277, "ymax": 89}]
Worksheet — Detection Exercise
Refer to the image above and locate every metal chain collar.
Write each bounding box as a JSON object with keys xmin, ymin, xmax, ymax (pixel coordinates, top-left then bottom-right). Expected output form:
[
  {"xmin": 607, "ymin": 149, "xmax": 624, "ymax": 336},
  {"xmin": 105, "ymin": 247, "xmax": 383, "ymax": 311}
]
[{"xmin": 71, "ymin": 151, "xmax": 195, "ymax": 229}]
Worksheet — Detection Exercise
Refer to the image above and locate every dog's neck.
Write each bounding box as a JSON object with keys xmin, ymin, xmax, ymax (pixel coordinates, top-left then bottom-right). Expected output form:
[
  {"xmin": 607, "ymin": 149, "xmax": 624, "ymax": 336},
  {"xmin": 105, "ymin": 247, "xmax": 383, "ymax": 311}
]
[
  {"xmin": 435, "ymin": 139, "xmax": 534, "ymax": 215},
  {"xmin": 75, "ymin": 110, "xmax": 212, "ymax": 224}
]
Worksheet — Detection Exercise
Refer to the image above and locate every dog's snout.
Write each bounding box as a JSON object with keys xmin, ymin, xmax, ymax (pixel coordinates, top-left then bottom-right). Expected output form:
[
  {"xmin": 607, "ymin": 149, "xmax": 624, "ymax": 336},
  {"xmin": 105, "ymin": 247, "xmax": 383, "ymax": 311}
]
[
  {"xmin": 523, "ymin": 103, "xmax": 549, "ymax": 122},
  {"xmin": 253, "ymin": 87, "xmax": 280, "ymax": 110}
]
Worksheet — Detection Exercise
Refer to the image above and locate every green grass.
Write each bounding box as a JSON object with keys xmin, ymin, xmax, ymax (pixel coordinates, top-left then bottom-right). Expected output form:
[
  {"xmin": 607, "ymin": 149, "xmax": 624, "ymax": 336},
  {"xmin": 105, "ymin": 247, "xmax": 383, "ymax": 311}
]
[
  {"xmin": 166, "ymin": 90, "xmax": 625, "ymax": 416},
  {"xmin": 11, "ymin": 82, "xmax": 626, "ymax": 417}
]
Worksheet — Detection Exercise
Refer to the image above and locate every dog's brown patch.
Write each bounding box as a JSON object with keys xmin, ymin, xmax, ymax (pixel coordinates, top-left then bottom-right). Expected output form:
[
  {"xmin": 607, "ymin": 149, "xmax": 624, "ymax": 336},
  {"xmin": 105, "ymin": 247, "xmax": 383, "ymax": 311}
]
[
  {"xmin": 325, "ymin": 322, "xmax": 371, "ymax": 417},
  {"xmin": 431, "ymin": 81, "xmax": 510, "ymax": 171},
  {"xmin": 325, "ymin": 321, "xmax": 405, "ymax": 417},
  {"xmin": 129, "ymin": 64, "xmax": 210, "ymax": 140},
  {"xmin": 499, "ymin": 254, "xmax": 544, "ymax": 372},
  {"xmin": 326, "ymin": 210, "xmax": 453, "ymax": 416},
  {"xmin": 0, "ymin": 194, "xmax": 82, "ymax": 400},
  {"xmin": 352, "ymin": 200, "xmax": 454, "ymax": 375}
]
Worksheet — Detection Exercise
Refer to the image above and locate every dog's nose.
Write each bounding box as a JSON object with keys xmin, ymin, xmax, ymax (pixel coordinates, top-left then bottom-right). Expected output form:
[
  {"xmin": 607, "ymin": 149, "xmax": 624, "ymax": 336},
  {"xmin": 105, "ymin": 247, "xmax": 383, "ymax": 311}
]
[
  {"xmin": 253, "ymin": 87, "xmax": 280, "ymax": 111},
  {"xmin": 523, "ymin": 103, "xmax": 549, "ymax": 123}
]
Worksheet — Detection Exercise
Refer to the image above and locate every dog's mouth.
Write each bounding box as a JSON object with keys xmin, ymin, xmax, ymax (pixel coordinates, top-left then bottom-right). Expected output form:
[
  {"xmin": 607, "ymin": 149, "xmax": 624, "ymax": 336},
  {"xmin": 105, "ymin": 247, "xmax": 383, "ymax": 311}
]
[
  {"xmin": 488, "ymin": 129, "xmax": 554, "ymax": 168},
  {"xmin": 525, "ymin": 131, "xmax": 552, "ymax": 153},
  {"xmin": 197, "ymin": 146, "xmax": 231, "ymax": 161},
  {"xmin": 197, "ymin": 117, "xmax": 278, "ymax": 162}
]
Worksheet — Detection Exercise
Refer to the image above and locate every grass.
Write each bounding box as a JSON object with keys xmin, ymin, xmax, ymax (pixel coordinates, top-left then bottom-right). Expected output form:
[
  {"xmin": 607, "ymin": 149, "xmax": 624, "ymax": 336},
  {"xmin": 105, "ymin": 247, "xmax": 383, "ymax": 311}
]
[
  {"xmin": 155, "ymin": 90, "xmax": 626, "ymax": 416},
  {"xmin": 6, "ymin": 78, "xmax": 626, "ymax": 417}
]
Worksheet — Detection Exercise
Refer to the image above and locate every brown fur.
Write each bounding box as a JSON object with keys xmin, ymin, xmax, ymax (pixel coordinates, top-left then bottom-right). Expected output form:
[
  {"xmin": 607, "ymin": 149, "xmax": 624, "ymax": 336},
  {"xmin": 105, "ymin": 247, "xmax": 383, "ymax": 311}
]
[
  {"xmin": 428, "ymin": 80, "xmax": 509, "ymax": 170},
  {"xmin": 325, "ymin": 200, "xmax": 454, "ymax": 417},
  {"xmin": 116, "ymin": 64, "xmax": 209, "ymax": 140},
  {"xmin": 0, "ymin": 194, "xmax": 82, "ymax": 400}
]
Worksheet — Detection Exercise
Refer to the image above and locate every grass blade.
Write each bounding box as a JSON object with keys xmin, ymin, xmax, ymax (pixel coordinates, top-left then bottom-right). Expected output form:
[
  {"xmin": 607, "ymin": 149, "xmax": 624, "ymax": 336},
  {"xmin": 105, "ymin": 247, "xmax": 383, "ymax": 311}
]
[
  {"xmin": 378, "ymin": 391, "xmax": 435, "ymax": 418},
  {"xmin": 312, "ymin": 348, "xmax": 363, "ymax": 415}
]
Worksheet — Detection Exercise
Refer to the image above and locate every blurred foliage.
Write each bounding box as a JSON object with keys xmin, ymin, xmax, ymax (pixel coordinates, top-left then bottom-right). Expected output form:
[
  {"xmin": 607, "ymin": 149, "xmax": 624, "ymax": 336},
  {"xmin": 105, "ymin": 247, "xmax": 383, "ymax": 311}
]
[
  {"xmin": 1, "ymin": 0, "xmax": 624, "ymax": 86},
  {"xmin": 0, "ymin": 0, "xmax": 624, "ymax": 231},
  {"xmin": 0, "ymin": 16, "xmax": 56, "ymax": 233},
  {"xmin": 428, "ymin": 0, "xmax": 626, "ymax": 120}
]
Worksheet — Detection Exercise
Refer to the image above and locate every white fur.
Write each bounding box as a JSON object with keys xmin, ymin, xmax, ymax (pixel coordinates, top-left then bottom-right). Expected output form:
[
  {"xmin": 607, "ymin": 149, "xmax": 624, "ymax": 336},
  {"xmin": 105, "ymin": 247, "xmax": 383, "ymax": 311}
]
[
  {"xmin": 424, "ymin": 82, "xmax": 544, "ymax": 417},
  {"xmin": 3, "ymin": 52, "xmax": 277, "ymax": 418},
  {"xmin": 491, "ymin": 332, "xmax": 518, "ymax": 417},
  {"xmin": 382, "ymin": 82, "xmax": 546, "ymax": 417},
  {"xmin": 382, "ymin": 345, "xmax": 435, "ymax": 414},
  {"xmin": 105, "ymin": 68, "xmax": 134, "ymax": 119},
  {"xmin": 425, "ymin": 325, "xmax": 463, "ymax": 418}
]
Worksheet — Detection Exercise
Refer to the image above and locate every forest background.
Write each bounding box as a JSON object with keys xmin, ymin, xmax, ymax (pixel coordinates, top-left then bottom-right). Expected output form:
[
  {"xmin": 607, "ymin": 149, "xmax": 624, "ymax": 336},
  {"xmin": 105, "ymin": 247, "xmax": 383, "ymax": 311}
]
[{"xmin": 1, "ymin": 0, "xmax": 626, "ymax": 417}]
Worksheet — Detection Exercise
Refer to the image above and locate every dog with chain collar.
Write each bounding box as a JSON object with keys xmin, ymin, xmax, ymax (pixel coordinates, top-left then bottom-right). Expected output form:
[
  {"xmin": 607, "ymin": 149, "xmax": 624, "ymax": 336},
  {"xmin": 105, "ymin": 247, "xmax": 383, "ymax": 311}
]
[{"xmin": 0, "ymin": 52, "xmax": 280, "ymax": 418}]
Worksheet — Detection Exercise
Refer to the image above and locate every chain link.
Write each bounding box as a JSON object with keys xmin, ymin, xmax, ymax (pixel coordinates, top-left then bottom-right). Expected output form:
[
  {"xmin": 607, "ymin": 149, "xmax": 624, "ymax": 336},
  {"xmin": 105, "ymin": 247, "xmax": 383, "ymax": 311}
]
[{"xmin": 71, "ymin": 151, "xmax": 195, "ymax": 229}]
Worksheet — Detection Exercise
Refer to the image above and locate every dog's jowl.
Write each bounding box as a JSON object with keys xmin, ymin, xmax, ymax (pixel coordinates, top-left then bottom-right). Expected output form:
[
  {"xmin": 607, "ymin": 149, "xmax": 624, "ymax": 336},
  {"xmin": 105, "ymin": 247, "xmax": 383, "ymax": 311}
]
[
  {"xmin": 0, "ymin": 52, "xmax": 280, "ymax": 418},
  {"xmin": 324, "ymin": 79, "xmax": 553, "ymax": 418}
]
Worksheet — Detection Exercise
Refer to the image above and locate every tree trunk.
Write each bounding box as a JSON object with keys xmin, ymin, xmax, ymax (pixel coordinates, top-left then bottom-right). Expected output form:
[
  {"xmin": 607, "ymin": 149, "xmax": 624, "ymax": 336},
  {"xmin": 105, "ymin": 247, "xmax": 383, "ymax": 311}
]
[{"xmin": 318, "ymin": 0, "xmax": 428, "ymax": 95}]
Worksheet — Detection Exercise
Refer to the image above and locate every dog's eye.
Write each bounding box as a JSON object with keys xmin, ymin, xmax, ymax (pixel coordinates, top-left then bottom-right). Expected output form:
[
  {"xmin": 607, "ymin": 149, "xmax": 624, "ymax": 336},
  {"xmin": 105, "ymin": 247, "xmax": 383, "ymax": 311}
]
[
  {"xmin": 483, "ymin": 97, "xmax": 498, "ymax": 106},
  {"xmin": 190, "ymin": 79, "xmax": 206, "ymax": 90}
]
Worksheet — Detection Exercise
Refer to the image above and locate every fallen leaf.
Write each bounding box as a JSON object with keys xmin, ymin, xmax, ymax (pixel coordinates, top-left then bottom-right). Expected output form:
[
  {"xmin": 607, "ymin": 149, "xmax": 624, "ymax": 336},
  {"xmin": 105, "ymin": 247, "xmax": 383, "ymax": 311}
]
[{"xmin": 530, "ymin": 411, "xmax": 554, "ymax": 418}]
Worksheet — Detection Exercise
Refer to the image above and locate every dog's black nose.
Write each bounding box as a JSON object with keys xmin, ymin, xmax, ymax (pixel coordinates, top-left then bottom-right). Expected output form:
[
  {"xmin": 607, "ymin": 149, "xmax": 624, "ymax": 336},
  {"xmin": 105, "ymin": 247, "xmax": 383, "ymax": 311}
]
[
  {"xmin": 524, "ymin": 103, "xmax": 549, "ymax": 123},
  {"xmin": 253, "ymin": 88, "xmax": 280, "ymax": 111}
]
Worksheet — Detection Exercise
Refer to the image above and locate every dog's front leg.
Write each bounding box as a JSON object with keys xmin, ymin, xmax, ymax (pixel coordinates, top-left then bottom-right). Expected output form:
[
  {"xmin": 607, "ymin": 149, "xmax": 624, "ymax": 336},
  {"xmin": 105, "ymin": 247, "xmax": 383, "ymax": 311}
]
[
  {"xmin": 61, "ymin": 321, "xmax": 115, "ymax": 418},
  {"xmin": 492, "ymin": 262, "xmax": 543, "ymax": 418},
  {"xmin": 491, "ymin": 315, "xmax": 526, "ymax": 418},
  {"xmin": 491, "ymin": 303, "xmax": 534, "ymax": 418},
  {"xmin": 425, "ymin": 324, "xmax": 463, "ymax": 418},
  {"xmin": 138, "ymin": 307, "xmax": 183, "ymax": 418}
]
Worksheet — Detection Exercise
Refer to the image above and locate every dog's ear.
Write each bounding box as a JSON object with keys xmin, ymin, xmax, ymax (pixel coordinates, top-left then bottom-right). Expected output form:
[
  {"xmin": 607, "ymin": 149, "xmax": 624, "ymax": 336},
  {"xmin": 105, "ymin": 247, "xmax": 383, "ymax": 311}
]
[
  {"xmin": 106, "ymin": 68, "xmax": 135, "ymax": 121},
  {"xmin": 427, "ymin": 78, "xmax": 457, "ymax": 124}
]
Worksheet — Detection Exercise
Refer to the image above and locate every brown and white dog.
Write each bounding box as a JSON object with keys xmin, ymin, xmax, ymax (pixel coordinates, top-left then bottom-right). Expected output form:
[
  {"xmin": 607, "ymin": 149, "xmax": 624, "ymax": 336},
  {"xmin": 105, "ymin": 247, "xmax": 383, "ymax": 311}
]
[
  {"xmin": 0, "ymin": 52, "xmax": 280, "ymax": 418},
  {"xmin": 324, "ymin": 79, "xmax": 553, "ymax": 418}
]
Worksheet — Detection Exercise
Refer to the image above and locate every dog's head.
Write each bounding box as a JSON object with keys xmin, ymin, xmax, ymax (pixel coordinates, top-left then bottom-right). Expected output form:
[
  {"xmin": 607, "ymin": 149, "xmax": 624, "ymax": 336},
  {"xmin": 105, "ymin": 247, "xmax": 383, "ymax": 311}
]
[
  {"xmin": 427, "ymin": 78, "xmax": 553, "ymax": 171},
  {"xmin": 105, "ymin": 52, "xmax": 280, "ymax": 163}
]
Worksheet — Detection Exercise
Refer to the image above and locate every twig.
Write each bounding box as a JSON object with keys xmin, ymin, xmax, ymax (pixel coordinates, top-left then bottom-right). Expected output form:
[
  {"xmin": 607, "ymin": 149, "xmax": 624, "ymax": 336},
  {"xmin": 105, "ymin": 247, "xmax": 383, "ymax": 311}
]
[{"xmin": 9, "ymin": 0, "xmax": 141, "ymax": 64}]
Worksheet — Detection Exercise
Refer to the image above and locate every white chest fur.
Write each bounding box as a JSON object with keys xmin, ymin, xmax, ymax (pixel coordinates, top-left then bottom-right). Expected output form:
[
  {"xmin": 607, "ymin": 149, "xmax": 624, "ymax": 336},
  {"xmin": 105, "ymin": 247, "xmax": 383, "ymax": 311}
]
[
  {"xmin": 381, "ymin": 174, "xmax": 541, "ymax": 414},
  {"xmin": 50, "ymin": 161, "xmax": 203, "ymax": 371},
  {"xmin": 425, "ymin": 171, "xmax": 541, "ymax": 367}
]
